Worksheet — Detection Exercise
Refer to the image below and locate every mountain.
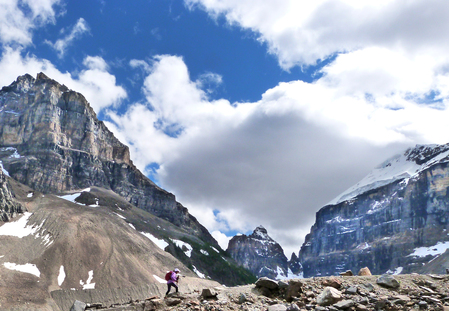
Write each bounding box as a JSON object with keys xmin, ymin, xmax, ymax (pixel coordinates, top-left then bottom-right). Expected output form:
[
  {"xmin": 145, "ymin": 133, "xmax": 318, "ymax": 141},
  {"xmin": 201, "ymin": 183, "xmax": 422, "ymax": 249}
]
[
  {"xmin": 0, "ymin": 73, "xmax": 256, "ymax": 310},
  {"xmin": 299, "ymin": 144, "xmax": 449, "ymax": 277},
  {"xmin": 227, "ymin": 226, "xmax": 302, "ymax": 279}
]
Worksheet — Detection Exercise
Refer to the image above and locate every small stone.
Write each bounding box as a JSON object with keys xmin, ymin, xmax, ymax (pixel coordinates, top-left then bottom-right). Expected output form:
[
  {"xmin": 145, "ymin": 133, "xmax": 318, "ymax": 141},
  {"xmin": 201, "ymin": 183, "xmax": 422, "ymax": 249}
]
[
  {"xmin": 268, "ymin": 304, "xmax": 287, "ymax": 311},
  {"xmin": 164, "ymin": 298, "xmax": 182, "ymax": 306},
  {"xmin": 201, "ymin": 288, "xmax": 218, "ymax": 299},
  {"xmin": 345, "ymin": 286, "xmax": 358, "ymax": 295},
  {"xmin": 238, "ymin": 294, "xmax": 247, "ymax": 304},
  {"xmin": 286, "ymin": 279, "xmax": 304, "ymax": 302},
  {"xmin": 418, "ymin": 300, "xmax": 428, "ymax": 308},
  {"xmin": 360, "ymin": 283, "xmax": 374, "ymax": 292},
  {"xmin": 286, "ymin": 303, "xmax": 301, "ymax": 311},
  {"xmin": 333, "ymin": 299, "xmax": 354, "ymax": 309}
]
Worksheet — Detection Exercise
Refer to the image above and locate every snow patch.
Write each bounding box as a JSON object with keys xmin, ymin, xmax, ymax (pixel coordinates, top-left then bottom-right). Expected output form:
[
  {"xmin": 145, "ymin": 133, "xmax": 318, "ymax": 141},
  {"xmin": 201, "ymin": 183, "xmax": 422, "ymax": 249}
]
[
  {"xmin": 58, "ymin": 266, "xmax": 66, "ymax": 286},
  {"xmin": 328, "ymin": 147, "xmax": 449, "ymax": 205},
  {"xmin": 129, "ymin": 223, "xmax": 136, "ymax": 230},
  {"xmin": 407, "ymin": 241, "xmax": 449, "ymax": 258},
  {"xmin": 192, "ymin": 265, "xmax": 206, "ymax": 278},
  {"xmin": 171, "ymin": 239, "xmax": 193, "ymax": 257},
  {"xmin": 113, "ymin": 212, "xmax": 126, "ymax": 220},
  {"xmin": 200, "ymin": 249, "xmax": 209, "ymax": 256},
  {"xmin": 4, "ymin": 262, "xmax": 40, "ymax": 277},
  {"xmin": 57, "ymin": 188, "xmax": 91, "ymax": 205},
  {"xmin": 27, "ymin": 192, "xmax": 34, "ymax": 198},
  {"xmin": 140, "ymin": 232, "xmax": 169, "ymax": 250},
  {"xmin": 80, "ymin": 270, "xmax": 95, "ymax": 289},
  {"xmin": 153, "ymin": 274, "xmax": 166, "ymax": 283},
  {"xmin": 211, "ymin": 246, "xmax": 220, "ymax": 253},
  {"xmin": 386, "ymin": 267, "xmax": 403, "ymax": 275}
]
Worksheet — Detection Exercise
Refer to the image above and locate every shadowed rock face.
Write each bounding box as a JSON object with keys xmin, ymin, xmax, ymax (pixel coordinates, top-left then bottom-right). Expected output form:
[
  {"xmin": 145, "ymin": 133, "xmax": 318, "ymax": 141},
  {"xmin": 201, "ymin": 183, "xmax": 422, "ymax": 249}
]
[
  {"xmin": 227, "ymin": 226, "xmax": 289, "ymax": 279},
  {"xmin": 299, "ymin": 144, "xmax": 449, "ymax": 277},
  {"xmin": 0, "ymin": 73, "xmax": 214, "ymax": 245},
  {"xmin": 0, "ymin": 169, "xmax": 24, "ymax": 221}
]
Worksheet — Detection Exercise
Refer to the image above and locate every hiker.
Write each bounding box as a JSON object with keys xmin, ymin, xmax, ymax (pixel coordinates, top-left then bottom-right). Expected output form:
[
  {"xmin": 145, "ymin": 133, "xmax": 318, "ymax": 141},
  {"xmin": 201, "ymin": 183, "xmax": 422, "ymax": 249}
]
[{"xmin": 165, "ymin": 268, "xmax": 180, "ymax": 296}]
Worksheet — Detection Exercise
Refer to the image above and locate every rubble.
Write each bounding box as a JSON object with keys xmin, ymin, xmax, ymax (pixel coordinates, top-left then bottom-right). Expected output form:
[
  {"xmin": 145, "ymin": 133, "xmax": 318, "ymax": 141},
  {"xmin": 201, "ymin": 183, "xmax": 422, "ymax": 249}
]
[{"xmin": 75, "ymin": 273, "xmax": 449, "ymax": 311}]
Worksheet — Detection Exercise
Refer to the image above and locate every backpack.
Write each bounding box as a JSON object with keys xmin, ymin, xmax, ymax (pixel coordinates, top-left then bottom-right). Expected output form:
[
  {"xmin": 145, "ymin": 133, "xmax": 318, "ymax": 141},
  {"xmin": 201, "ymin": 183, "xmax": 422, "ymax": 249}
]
[{"xmin": 165, "ymin": 271, "xmax": 172, "ymax": 281}]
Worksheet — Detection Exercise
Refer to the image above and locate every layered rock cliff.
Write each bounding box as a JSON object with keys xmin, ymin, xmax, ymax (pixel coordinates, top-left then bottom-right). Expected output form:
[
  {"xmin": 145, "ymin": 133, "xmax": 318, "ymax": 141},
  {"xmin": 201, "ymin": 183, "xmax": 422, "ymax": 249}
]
[
  {"xmin": 299, "ymin": 144, "xmax": 449, "ymax": 277},
  {"xmin": 0, "ymin": 73, "xmax": 214, "ymax": 245},
  {"xmin": 0, "ymin": 165, "xmax": 24, "ymax": 221},
  {"xmin": 227, "ymin": 226, "xmax": 302, "ymax": 279}
]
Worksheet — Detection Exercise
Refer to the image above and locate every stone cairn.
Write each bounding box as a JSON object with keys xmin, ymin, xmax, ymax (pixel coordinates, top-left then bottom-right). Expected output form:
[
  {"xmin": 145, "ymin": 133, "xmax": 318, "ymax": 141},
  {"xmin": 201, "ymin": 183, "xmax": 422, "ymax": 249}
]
[{"xmin": 70, "ymin": 268, "xmax": 449, "ymax": 311}]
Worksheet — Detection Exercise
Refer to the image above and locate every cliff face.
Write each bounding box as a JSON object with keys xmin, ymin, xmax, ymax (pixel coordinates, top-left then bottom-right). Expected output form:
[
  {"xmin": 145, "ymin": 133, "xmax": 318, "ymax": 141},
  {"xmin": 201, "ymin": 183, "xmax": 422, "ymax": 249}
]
[
  {"xmin": 0, "ymin": 73, "xmax": 214, "ymax": 245},
  {"xmin": 0, "ymin": 166, "xmax": 24, "ymax": 221},
  {"xmin": 227, "ymin": 226, "xmax": 301, "ymax": 279},
  {"xmin": 299, "ymin": 144, "xmax": 449, "ymax": 277}
]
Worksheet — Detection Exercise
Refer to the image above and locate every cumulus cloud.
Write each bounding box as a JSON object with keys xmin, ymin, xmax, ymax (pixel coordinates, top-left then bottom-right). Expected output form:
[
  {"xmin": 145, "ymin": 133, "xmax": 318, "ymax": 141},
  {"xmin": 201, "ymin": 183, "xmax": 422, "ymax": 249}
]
[
  {"xmin": 45, "ymin": 18, "xmax": 90, "ymax": 58},
  {"xmin": 0, "ymin": 0, "xmax": 61, "ymax": 46},
  {"xmin": 0, "ymin": 48, "xmax": 126, "ymax": 112},
  {"xmin": 185, "ymin": 0, "xmax": 449, "ymax": 69},
  {"xmin": 108, "ymin": 55, "xmax": 433, "ymax": 255}
]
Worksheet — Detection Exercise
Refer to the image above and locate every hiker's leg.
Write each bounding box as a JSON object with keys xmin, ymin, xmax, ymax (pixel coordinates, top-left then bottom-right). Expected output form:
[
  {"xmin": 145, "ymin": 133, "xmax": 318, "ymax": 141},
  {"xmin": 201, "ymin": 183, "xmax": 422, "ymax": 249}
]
[
  {"xmin": 166, "ymin": 283, "xmax": 172, "ymax": 296},
  {"xmin": 173, "ymin": 283, "xmax": 178, "ymax": 293}
]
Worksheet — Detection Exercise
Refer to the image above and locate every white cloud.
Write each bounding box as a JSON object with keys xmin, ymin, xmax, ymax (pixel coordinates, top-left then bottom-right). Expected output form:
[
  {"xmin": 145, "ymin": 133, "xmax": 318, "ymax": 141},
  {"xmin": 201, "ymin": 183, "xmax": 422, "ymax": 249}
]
[
  {"xmin": 0, "ymin": 48, "xmax": 126, "ymax": 112},
  {"xmin": 0, "ymin": 0, "xmax": 61, "ymax": 46},
  {"xmin": 211, "ymin": 230, "xmax": 231, "ymax": 250},
  {"xmin": 185, "ymin": 0, "xmax": 449, "ymax": 69},
  {"xmin": 46, "ymin": 18, "xmax": 90, "ymax": 58}
]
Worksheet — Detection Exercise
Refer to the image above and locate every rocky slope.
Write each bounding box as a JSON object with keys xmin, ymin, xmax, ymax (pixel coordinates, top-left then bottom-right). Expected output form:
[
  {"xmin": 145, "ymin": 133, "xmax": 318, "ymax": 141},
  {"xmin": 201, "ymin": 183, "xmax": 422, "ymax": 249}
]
[
  {"xmin": 68, "ymin": 273, "xmax": 449, "ymax": 311},
  {"xmin": 0, "ymin": 73, "xmax": 212, "ymax": 245},
  {"xmin": 227, "ymin": 226, "xmax": 302, "ymax": 279},
  {"xmin": 299, "ymin": 144, "xmax": 449, "ymax": 278}
]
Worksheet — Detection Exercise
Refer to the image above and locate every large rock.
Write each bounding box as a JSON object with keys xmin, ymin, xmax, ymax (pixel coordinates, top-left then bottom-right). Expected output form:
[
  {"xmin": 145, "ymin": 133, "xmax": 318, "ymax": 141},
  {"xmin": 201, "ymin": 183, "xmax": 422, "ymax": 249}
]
[
  {"xmin": 285, "ymin": 279, "xmax": 304, "ymax": 302},
  {"xmin": 376, "ymin": 275, "xmax": 400, "ymax": 289},
  {"xmin": 317, "ymin": 287, "xmax": 342, "ymax": 306},
  {"xmin": 255, "ymin": 277, "xmax": 279, "ymax": 290}
]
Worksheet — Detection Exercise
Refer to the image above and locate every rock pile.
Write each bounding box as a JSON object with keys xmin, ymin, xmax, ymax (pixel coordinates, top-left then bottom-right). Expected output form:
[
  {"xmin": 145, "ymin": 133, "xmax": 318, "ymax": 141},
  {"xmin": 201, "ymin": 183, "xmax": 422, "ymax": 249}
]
[{"xmin": 71, "ymin": 273, "xmax": 449, "ymax": 311}]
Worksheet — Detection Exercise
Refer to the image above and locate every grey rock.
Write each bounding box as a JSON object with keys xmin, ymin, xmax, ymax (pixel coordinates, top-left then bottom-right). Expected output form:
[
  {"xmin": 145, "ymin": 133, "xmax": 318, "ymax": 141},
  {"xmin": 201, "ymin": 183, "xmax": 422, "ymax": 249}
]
[
  {"xmin": 345, "ymin": 286, "xmax": 358, "ymax": 295},
  {"xmin": 256, "ymin": 277, "xmax": 279, "ymax": 290},
  {"xmin": 238, "ymin": 293, "xmax": 247, "ymax": 304},
  {"xmin": 333, "ymin": 299, "xmax": 354, "ymax": 309},
  {"xmin": 317, "ymin": 287, "xmax": 342, "ymax": 306},
  {"xmin": 286, "ymin": 303, "xmax": 301, "ymax": 311},
  {"xmin": 70, "ymin": 300, "xmax": 86, "ymax": 311},
  {"xmin": 165, "ymin": 298, "xmax": 182, "ymax": 306},
  {"xmin": 286, "ymin": 279, "xmax": 304, "ymax": 302},
  {"xmin": 376, "ymin": 274, "xmax": 400, "ymax": 289},
  {"xmin": 268, "ymin": 304, "xmax": 287, "ymax": 311},
  {"xmin": 201, "ymin": 288, "xmax": 218, "ymax": 299}
]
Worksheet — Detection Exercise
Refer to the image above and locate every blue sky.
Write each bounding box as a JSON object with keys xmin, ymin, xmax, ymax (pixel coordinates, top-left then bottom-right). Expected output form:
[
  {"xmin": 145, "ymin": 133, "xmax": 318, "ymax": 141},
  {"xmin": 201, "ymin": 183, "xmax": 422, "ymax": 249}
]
[{"xmin": 2, "ymin": 0, "xmax": 449, "ymax": 256}]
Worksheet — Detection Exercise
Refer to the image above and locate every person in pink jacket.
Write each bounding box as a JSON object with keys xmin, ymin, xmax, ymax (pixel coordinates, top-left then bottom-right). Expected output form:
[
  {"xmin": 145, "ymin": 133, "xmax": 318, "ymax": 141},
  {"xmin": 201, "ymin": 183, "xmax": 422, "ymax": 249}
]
[{"xmin": 165, "ymin": 268, "xmax": 180, "ymax": 296}]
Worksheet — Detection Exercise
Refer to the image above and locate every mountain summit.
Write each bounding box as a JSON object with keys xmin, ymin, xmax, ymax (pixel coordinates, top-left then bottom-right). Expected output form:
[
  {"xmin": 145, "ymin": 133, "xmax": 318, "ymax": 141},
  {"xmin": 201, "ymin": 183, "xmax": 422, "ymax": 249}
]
[{"xmin": 300, "ymin": 143, "xmax": 449, "ymax": 277}]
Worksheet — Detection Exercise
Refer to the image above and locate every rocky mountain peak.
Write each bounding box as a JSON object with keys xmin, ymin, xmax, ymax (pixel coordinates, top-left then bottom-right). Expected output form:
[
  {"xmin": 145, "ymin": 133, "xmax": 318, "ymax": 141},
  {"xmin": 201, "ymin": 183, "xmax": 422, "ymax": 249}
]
[
  {"xmin": 227, "ymin": 226, "xmax": 302, "ymax": 280},
  {"xmin": 300, "ymin": 142, "xmax": 449, "ymax": 277},
  {"xmin": 250, "ymin": 225, "xmax": 273, "ymax": 241}
]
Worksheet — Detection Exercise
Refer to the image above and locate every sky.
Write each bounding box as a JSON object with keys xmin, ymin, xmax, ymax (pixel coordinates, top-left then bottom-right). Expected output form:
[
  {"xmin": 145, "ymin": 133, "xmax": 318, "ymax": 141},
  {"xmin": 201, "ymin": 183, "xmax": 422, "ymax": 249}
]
[{"xmin": 2, "ymin": 0, "xmax": 449, "ymax": 258}]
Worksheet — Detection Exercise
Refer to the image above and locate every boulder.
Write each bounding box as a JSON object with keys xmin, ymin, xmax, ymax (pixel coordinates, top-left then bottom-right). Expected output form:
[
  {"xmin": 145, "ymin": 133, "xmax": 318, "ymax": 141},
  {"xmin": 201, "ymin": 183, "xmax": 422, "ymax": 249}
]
[
  {"xmin": 317, "ymin": 287, "xmax": 342, "ymax": 306},
  {"xmin": 286, "ymin": 279, "xmax": 304, "ymax": 302},
  {"xmin": 358, "ymin": 267, "xmax": 371, "ymax": 276},
  {"xmin": 70, "ymin": 300, "xmax": 86, "ymax": 311},
  {"xmin": 256, "ymin": 277, "xmax": 279, "ymax": 290},
  {"xmin": 340, "ymin": 270, "xmax": 353, "ymax": 276},
  {"xmin": 165, "ymin": 298, "xmax": 182, "ymax": 306},
  {"xmin": 201, "ymin": 288, "xmax": 218, "ymax": 299},
  {"xmin": 376, "ymin": 275, "xmax": 400, "ymax": 289},
  {"xmin": 322, "ymin": 277, "xmax": 342, "ymax": 289}
]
